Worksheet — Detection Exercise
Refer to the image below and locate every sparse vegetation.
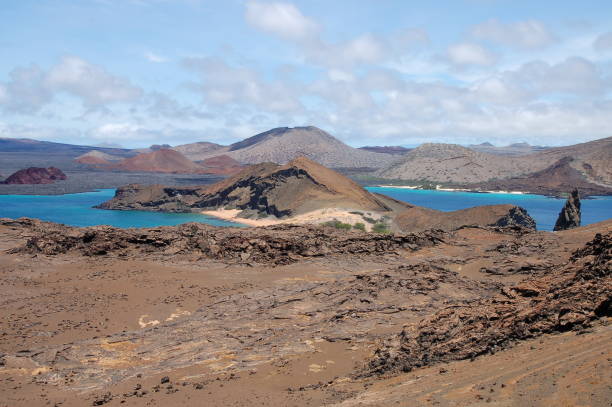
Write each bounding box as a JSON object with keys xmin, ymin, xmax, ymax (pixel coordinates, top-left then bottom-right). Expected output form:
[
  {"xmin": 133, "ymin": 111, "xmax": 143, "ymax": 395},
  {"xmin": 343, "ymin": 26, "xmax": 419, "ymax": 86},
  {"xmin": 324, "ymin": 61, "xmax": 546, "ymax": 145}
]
[
  {"xmin": 362, "ymin": 216, "xmax": 378, "ymax": 224},
  {"xmin": 372, "ymin": 222, "xmax": 390, "ymax": 234},
  {"xmin": 322, "ymin": 220, "xmax": 352, "ymax": 230},
  {"xmin": 353, "ymin": 222, "xmax": 366, "ymax": 231}
]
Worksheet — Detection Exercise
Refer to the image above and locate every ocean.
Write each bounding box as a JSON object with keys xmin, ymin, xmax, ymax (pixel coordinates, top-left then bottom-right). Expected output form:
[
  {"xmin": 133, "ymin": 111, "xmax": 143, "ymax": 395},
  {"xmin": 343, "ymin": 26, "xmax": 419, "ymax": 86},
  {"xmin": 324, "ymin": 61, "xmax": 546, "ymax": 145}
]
[
  {"xmin": 366, "ymin": 187, "xmax": 612, "ymax": 231},
  {"xmin": 0, "ymin": 188, "xmax": 610, "ymax": 231},
  {"xmin": 0, "ymin": 189, "xmax": 241, "ymax": 228}
]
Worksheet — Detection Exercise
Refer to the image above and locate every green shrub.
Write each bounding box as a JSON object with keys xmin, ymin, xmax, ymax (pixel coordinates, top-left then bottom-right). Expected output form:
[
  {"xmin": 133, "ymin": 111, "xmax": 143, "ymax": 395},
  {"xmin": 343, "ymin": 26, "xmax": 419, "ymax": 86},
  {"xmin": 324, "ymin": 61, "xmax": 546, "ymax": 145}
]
[
  {"xmin": 353, "ymin": 222, "xmax": 366, "ymax": 231},
  {"xmin": 362, "ymin": 216, "xmax": 377, "ymax": 224},
  {"xmin": 372, "ymin": 223, "xmax": 390, "ymax": 234},
  {"xmin": 323, "ymin": 220, "xmax": 352, "ymax": 230}
]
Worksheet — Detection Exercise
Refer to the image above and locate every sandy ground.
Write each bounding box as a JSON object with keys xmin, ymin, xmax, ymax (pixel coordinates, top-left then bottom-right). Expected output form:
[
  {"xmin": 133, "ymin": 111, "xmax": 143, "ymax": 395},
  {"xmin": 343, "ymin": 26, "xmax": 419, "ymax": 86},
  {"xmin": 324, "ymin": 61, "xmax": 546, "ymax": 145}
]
[
  {"xmin": 0, "ymin": 220, "xmax": 610, "ymax": 406},
  {"xmin": 202, "ymin": 208, "xmax": 386, "ymax": 231}
]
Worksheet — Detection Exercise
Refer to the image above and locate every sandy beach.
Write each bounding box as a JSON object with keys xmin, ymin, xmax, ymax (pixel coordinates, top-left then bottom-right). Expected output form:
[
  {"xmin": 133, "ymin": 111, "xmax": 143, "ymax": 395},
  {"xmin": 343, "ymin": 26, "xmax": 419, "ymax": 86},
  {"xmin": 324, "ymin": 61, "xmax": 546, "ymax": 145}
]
[
  {"xmin": 376, "ymin": 185, "xmax": 526, "ymax": 194},
  {"xmin": 202, "ymin": 208, "xmax": 385, "ymax": 231}
]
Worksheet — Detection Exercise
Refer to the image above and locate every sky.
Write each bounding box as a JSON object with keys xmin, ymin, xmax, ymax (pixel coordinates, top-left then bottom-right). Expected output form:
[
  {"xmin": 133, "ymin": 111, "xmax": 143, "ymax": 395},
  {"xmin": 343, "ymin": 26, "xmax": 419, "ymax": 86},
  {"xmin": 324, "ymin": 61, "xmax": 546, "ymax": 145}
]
[{"xmin": 0, "ymin": 0, "xmax": 611, "ymax": 148}]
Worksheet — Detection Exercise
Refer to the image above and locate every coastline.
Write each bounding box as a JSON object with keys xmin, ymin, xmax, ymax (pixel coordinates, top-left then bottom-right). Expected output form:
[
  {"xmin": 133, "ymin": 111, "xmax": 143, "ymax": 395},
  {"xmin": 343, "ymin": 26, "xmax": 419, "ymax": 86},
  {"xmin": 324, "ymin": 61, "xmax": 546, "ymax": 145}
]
[
  {"xmin": 374, "ymin": 185, "xmax": 526, "ymax": 195},
  {"xmin": 201, "ymin": 208, "xmax": 384, "ymax": 230}
]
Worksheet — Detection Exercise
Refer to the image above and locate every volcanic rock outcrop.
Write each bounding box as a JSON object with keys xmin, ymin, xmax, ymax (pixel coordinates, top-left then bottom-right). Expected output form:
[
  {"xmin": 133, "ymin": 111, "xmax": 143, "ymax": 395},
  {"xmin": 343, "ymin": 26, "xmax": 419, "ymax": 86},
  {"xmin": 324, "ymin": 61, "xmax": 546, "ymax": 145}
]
[
  {"xmin": 554, "ymin": 189, "xmax": 581, "ymax": 231},
  {"xmin": 5, "ymin": 218, "xmax": 444, "ymax": 265},
  {"xmin": 367, "ymin": 231, "xmax": 611, "ymax": 376},
  {"xmin": 394, "ymin": 204, "xmax": 536, "ymax": 233},
  {"xmin": 1, "ymin": 167, "xmax": 67, "ymax": 184},
  {"xmin": 99, "ymin": 156, "xmax": 399, "ymax": 217}
]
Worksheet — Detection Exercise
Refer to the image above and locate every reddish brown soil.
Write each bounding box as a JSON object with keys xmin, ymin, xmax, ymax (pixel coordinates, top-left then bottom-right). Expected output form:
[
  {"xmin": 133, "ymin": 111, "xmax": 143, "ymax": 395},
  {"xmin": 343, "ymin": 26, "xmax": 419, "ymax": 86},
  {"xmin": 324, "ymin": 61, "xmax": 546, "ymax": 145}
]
[
  {"xmin": 111, "ymin": 149, "xmax": 207, "ymax": 174},
  {"xmin": 0, "ymin": 219, "xmax": 610, "ymax": 406},
  {"xmin": 197, "ymin": 154, "xmax": 243, "ymax": 175},
  {"xmin": 1, "ymin": 167, "xmax": 67, "ymax": 184},
  {"xmin": 75, "ymin": 155, "xmax": 112, "ymax": 167}
]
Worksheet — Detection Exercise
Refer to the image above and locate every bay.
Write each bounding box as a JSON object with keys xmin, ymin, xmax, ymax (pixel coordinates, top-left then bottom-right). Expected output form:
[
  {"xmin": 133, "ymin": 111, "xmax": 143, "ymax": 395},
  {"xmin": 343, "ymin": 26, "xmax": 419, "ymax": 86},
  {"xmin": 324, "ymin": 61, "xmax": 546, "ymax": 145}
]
[
  {"xmin": 0, "ymin": 187, "xmax": 610, "ymax": 231},
  {"xmin": 0, "ymin": 189, "xmax": 242, "ymax": 228},
  {"xmin": 366, "ymin": 187, "xmax": 612, "ymax": 231}
]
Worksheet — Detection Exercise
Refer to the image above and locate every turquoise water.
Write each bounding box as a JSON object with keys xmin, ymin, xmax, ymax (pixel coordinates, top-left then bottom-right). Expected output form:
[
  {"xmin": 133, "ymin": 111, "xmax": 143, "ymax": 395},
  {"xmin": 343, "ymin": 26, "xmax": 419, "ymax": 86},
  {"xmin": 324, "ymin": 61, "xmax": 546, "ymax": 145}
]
[
  {"xmin": 0, "ymin": 188, "xmax": 610, "ymax": 230},
  {"xmin": 366, "ymin": 187, "xmax": 612, "ymax": 231},
  {"xmin": 0, "ymin": 189, "xmax": 242, "ymax": 228}
]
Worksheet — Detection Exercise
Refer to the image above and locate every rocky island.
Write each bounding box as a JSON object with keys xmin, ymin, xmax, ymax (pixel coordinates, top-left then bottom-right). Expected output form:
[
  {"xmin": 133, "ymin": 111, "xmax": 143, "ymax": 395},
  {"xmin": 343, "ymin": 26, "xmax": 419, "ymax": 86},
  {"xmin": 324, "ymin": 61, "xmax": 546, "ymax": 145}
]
[{"xmin": 98, "ymin": 156, "xmax": 538, "ymax": 232}]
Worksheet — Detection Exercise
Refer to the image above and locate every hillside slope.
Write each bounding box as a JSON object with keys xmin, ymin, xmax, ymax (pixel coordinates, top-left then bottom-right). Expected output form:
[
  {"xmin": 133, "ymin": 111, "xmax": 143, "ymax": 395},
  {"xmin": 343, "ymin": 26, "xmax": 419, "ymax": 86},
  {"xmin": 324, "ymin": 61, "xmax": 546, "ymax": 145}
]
[
  {"xmin": 99, "ymin": 156, "xmax": 397, "ymax": 216},
  {"xmin": 378, "ymin": 137, "xmax": 612, "ymax": 191},
  {"xmin": 378, "ymin": 143, "xmax": 532, "ymax": 183},
  {"xmin": 111, "ymin": 149, "xmax": 207, "ymax": 174},
  {"xmin": 174, "ymin": 126, "xmax": 397, "ymax": 169}
]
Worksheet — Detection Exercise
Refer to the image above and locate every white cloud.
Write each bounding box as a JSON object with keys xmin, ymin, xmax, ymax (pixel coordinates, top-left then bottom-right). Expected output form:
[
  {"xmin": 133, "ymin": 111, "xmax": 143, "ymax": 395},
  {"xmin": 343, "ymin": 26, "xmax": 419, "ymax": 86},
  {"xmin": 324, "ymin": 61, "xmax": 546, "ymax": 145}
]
[
  {"xmin": 593, "ymin": 31, "xmax": 612, "ymax": 51},
  {"xmin": 306, "ymin": 34, "xmax": 389, "ymax": 68},
  {"xmin": 245, "ymin": 1, "xmax": 319, "ymax": 41},
  {"xmin": 471, "ymin": 19, "xmax": 556, "ymax": 49},
  {"xmin": 508, "ymin": 57, "xmax": 608, "ymax": 96},
  {"xmin": 0, "ymin": 57, "xmax": 142, "ymax": 113},
  {"xmin": 144, "ymin": 51, "xmax": 168, "ymax": 63},
  {"xmin": 0, "ymin": 64, "xmax": 53, "ymax": 113},
  {"xmin": 46, "ymin": 56, "xmax": 142, "ymax": 106},
  {"xmin": 183, "ymin": 56, "xmax": 302, "ymax": 113},
  {"xmin": 447, "ymin": 42, "xmax": 497, "ymax": 66}
]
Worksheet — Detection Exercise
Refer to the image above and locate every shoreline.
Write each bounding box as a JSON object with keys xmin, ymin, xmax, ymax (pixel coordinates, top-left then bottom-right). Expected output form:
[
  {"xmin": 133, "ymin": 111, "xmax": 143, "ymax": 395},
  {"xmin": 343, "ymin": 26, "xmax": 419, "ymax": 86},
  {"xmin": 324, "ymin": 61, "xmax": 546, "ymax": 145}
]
[
  {"xmin": 201, "ymin": 208, "xmax": 385, "ymax": 230},
  {"xmin": 374, "ymin": 185, "xmax": 526, "ymax": 195}
]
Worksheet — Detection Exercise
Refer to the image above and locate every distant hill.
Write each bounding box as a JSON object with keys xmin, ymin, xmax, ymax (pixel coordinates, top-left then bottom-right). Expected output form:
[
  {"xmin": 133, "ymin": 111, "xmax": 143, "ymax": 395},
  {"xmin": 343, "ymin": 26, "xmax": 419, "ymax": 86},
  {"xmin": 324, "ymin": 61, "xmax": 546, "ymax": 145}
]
[
  {"xmin": 378, "ymin": 143, "xmax": 530, "ymax": 183},
  {"xmin": 358, "ymin": 146, "xmax": 411, "ymax": 155},
  {"xmin": 0, "ymin": 137, "xmax": 133, "ymax": 157},
  {"xmin": 467, "ymin": 156, "xmax": 611, "ymax": 196},
  {"xmin": 1, "ymin": 167, "xmax": 67, "ymax": 185},
  {"xmin": 111, "ymin": 149, "xmax": 208, "ymax": 174},
  {"xmin": 377, "ymin": 137, "xmax": 612, "ymax": 195},
  {"xmin": 469, "ymin": 141, "xmax": 550, "ymax": 156},
  {"xmin": 75, "ymin": 150, "xmax": 123, "ymax": 166},
  {"xmin": 173, "ymin": 141, "xmax": 226, "ymax": 159},
  {"xmin": 197, "ymin": 155, "xmax": 243, "ymax": 175},
  {"xmin": 173, "ymin": 126, "xmax": 397, "ymax": 169}
]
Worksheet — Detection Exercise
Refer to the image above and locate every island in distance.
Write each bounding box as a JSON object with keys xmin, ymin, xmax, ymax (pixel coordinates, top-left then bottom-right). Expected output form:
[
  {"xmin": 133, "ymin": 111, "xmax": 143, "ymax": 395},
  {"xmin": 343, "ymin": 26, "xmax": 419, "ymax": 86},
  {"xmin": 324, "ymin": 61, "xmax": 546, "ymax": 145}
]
[
  {"xmin": 2, "ymin": 126, "xmax": 611, "ymax": 197},
  {"xmin": 98, "ymin": 156, "xmax": 537, "ymax": 233}
]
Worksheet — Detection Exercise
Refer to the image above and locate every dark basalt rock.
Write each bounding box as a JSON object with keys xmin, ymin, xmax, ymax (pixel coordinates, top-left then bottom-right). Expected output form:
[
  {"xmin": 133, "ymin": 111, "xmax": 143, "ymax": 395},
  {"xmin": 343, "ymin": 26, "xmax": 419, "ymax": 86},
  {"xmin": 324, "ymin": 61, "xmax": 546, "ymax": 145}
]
[
  {"xmin": 493, "ymin": 206, "xmax": 536, "ymax": 230},
  {"xmin": 554, "ymin": 189, "xmax": 581, "ymax": 231}
]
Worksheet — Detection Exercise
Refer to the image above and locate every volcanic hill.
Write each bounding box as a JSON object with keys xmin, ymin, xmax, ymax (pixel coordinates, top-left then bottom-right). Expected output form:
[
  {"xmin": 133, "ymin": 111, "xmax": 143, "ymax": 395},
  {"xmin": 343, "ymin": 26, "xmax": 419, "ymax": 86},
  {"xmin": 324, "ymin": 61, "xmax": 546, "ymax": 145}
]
[
  {"xmin": 377, "ymin": 137, "xmax": 612, "ymax": 195},
  {"xmin": 174, "ymin": 126, "xmax": 396, "ymax": 169},
  {"xmin": 99, "ymin": 156, "xmax": 537, "ymax": 232},
  {"xmin": 99, "ymin": 156, "xmax": 399, "ymax": 217},
  {"xmin": 110, "ymin": 149, "xmax": 210, "ymax": 174},
  {"xmin": 1, "ymin": 167, "xmax": 67, "ymax": 184}
]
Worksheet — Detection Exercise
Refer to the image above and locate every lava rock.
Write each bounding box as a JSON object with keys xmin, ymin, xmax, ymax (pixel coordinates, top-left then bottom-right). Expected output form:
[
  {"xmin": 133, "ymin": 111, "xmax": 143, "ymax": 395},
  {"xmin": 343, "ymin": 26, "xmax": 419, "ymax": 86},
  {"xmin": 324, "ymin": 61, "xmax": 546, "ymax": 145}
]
[{"xmin": 554, "ymin": 189, "xmax": 581, "ymax": 231}]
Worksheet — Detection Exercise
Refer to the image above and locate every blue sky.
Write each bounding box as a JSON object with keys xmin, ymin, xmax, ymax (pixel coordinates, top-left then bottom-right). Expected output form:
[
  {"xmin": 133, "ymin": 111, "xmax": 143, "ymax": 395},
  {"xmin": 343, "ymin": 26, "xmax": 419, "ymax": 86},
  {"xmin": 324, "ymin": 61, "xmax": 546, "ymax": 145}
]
[{"xmin": 0, "ymin": 0, "xmax": 611, "ymax": 148}]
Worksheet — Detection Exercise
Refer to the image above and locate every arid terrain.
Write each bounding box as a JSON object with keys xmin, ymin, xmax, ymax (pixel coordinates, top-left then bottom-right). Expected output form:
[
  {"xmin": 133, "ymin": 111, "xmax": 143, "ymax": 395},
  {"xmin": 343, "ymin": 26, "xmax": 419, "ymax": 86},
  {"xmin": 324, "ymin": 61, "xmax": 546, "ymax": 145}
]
[
  {"xmin": 2, "ymin": 131, "xmax": 611, "ymax": 197},
  {"xmin": 0, "ymin": 217, "xmax": 609, "ymax": 406}
]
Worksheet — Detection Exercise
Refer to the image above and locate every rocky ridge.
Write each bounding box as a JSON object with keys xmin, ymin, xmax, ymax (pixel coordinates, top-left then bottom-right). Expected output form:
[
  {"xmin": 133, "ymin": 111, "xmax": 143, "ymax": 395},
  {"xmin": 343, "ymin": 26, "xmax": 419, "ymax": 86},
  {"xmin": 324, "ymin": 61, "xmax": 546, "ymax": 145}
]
[
  {"xmin": 395, "ymin": 204, "xmax": 536, "ymax": 233},
  {"xmin": 367, "ymin": 231, "xmax": 611, "ymax": 376},
  {"xmin": 5, "ymin": 218, "xmax": 445, "ymax": 265}
]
